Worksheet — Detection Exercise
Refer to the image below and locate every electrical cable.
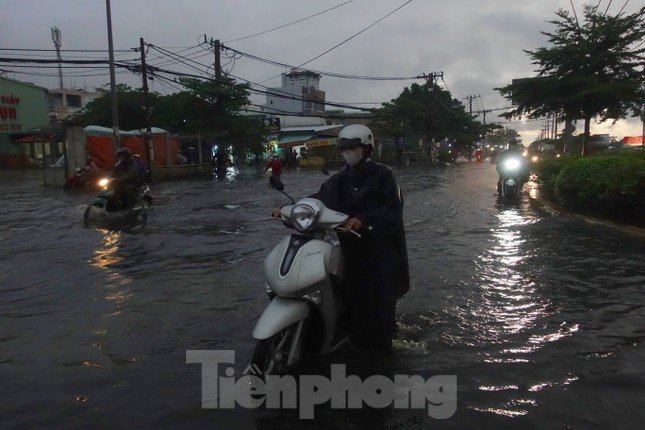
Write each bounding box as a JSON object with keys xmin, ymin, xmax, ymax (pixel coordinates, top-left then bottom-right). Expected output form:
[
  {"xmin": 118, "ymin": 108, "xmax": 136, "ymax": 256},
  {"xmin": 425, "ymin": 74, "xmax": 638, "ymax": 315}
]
[
  {"xmin": 225, "ymin": 0, "xmax": 355, "ymax": 43},
  {"xmin": 222, "ymin": 45, "xmax": 421, "ymax": 80},
  {"xmin": 258, "ymin": 0, "xmax": 414, "ymax": 82}
]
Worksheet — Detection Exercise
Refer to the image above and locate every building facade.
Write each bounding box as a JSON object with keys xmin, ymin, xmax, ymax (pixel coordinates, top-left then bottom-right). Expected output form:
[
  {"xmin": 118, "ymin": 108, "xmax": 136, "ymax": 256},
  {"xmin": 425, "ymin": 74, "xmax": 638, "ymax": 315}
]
[
  {"xmin": 48, "ymin": 87, "xmax": 103, "ymax": 122},
  {"xmin": 0, "ymin": 76, "xmax": 49, "ymax": 168},
  {"xmin": 265, "ymin": 70, "xmax": 325, "ymax": 115}
]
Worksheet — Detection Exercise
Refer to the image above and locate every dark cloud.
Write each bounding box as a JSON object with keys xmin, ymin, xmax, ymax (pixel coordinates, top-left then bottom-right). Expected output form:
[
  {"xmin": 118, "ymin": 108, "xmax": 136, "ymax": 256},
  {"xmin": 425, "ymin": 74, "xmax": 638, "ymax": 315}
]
[{"xmin": 2, "ymin": 0, "xmax": 641, "ymax": 140}]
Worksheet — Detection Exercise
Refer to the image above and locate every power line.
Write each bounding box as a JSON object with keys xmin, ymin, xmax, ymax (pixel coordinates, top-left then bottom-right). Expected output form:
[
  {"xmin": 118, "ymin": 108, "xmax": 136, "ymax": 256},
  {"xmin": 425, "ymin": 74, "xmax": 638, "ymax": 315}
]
[
  {"xmin": 0, "ymin": 47, "xmax": 132, "ymax": 53},
  {"xmin": 223, "ymin": 45, "xmax": 421, "ymax": 80},
  {"xmin": 150, "ymin": 66, "xmax": 377, "ymax": 112},
  {"xmin": 260, "ymin": 0, "xmax": 413, "ymax": 82},
  {"xmin": 617, "ymin": 0, "xmax": 631, "ymax": 15},
  {"xmin": 225, "ymin": 0, "xmax": 355, "ymax": 43}
]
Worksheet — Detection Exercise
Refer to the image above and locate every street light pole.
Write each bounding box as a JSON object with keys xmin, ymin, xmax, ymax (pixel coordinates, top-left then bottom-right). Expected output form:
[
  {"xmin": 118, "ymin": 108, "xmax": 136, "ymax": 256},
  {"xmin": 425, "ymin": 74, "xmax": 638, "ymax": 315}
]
[{"xmin": 105, "ymin": 0, "xmax": 120, "ymax": 151}]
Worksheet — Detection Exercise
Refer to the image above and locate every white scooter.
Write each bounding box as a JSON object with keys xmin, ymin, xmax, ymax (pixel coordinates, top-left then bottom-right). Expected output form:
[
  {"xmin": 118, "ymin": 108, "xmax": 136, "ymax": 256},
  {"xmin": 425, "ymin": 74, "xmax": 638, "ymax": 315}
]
[{"xmin": 251, "ymin": 178, "xmax": 362, "ymax": 375}]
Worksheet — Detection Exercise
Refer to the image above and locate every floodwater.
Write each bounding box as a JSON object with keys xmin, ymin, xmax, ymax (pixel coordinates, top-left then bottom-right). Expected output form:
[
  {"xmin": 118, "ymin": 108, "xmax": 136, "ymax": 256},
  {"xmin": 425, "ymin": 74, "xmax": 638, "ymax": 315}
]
[{"xmin": 1, "ymin": 162, "xmax": 643, "ymax": 429}]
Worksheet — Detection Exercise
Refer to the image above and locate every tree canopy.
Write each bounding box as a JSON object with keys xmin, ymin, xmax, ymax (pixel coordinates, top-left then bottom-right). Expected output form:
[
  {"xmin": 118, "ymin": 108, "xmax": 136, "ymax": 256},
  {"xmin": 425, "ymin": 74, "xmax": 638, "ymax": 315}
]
[
  {"xmin": 497, "ymin": 4, "xmax": 645, "ymax": 154},
  {"xmin": 371, "ymin": 82, "xmax": 489, "ymax": 147},
  {"xmin": 67, "ymin": 77, "xmax": 270, "ymax": 156}
]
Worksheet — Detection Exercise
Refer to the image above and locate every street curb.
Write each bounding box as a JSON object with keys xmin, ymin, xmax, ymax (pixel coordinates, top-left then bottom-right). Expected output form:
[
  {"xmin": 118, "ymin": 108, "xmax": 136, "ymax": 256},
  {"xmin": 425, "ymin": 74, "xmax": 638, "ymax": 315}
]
[{"xmin": 528, "ymin": 194, "xmax": 645, "ymax": 240}]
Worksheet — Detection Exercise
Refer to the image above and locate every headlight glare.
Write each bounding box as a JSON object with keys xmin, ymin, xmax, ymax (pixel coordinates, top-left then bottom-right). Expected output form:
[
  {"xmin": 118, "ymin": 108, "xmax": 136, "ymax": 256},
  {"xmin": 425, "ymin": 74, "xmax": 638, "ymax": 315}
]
[{"xmin": 503, "ymin": 158, "xmax": 521, "ymax": 171}]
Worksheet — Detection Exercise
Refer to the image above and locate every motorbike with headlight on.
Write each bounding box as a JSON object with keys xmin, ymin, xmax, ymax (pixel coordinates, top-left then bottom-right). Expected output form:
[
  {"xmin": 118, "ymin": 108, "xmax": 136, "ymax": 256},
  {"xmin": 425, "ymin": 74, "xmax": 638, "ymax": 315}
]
[
  {"xmin": 496, "ymin": 156, "xmax": 528, "ymax": 199},
  {"xmin": 251, "ymin": 178, "xmax": 362, "ymax": 375},
  {"xmin": 83, "ymin": 177, "xmax": 152, "ymax": 223}
]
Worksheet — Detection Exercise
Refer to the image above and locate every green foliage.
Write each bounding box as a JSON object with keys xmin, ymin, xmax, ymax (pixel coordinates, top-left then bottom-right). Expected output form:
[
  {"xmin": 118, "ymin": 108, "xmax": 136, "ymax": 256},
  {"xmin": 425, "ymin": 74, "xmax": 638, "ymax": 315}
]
[
  {"xmin": 66, "ymin": 77, "xmax": 270, "ymax": 156},
  {"xmin": 539, "ymin": 154, "xmax": 645, "ymax": 221},
  {"xmin": 534, "ymin": 155, "xmax": 577, "ymax": 197},
  {"xmin": 496, "ymin": 4, "xmax": 645, "ymax": 152},
  {"xmin": 487, "ymin": 127, "xmax": 522, "ymax": 147},
  {"xmin": 66, "ymin": 84, "xmax": 158, "ymax": 130},
  {"xmin": 371, "ymin": 82, "xmax": 484, "ymax": 144}
]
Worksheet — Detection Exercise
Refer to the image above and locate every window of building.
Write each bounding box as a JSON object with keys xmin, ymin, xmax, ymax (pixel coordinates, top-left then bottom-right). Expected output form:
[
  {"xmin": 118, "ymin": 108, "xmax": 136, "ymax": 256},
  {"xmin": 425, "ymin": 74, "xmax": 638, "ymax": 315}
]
[
  {"xmin": 66, "ymin": 94, "xmax": 82, "ymax": 108},
  {"xmin": 49, "ymin": 93, "xmax": 63, "ymax": 109}
]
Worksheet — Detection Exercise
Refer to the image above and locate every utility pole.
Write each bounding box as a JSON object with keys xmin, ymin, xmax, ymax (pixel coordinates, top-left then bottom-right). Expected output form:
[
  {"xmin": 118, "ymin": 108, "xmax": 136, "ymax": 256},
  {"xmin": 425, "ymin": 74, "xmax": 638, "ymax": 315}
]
[
  {"xmin": 420, "ymin": 71, "xmax": 443, "ymax": 153},
  {"xmin": 208, "ymin": 38, "xmax": 222, "ymax": 80},
  {"xmin": 139, "ymin": 37, "xmax": 153, "ymax": 180},
  {"xmin": 463, "ymin": 95, "xmax": 479, "ymax": 118},
  {"xmin": 105, "ymin": 0, "xmax": 120, "ymax": 149},
  {"xmin": 479, "ymin": 109, "xmax": 492, "ymax": 125},
  {"xmin": 51, "ymin": 27, "xmax": 63, "ymax": 89}
]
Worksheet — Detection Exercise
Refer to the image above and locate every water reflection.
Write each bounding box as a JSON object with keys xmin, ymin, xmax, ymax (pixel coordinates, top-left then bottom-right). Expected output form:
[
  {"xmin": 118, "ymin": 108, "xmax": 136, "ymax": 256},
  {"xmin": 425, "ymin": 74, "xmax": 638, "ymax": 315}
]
[
  {"xmin": 89, "ymin": 229, "xmax": 133, "ymax": 314},
  {"xmin": 90, "ymin": 229, "xmax": 123, "ymax": 270},
  {"xmin": 468, "ymin": 208, "xmax": 549, "ymax": 342}
]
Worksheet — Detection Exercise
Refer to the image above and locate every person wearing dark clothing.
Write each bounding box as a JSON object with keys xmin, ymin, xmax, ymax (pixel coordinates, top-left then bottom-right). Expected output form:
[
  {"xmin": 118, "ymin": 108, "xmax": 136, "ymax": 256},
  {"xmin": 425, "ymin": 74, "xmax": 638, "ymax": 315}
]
[
  {"xmin": 310, "ymin": 124, "xmax": 410, "ymax": 352},
  {"xmin": 495, "ymin": 144, "xmax": 530, "ymax": 193},
  {"xmin": 133, "ymin": 154, "xmax": 148, "ymax": 184},
  {"xmin": 113, "ymin": 148, "xmax": 140, "ymax": 209}
]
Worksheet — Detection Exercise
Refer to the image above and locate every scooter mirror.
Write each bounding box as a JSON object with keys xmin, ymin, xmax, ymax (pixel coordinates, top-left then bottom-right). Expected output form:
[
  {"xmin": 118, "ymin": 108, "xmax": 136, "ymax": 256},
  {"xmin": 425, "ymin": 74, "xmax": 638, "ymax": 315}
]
[{"xmin": 269, "ymin": 176, "xmax": 285, "ymax": 191}]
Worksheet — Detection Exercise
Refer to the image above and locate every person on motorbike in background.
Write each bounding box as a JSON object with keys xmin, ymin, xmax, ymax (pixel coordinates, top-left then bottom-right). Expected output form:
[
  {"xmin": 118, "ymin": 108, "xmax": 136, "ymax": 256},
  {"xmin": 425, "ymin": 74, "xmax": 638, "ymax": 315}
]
[
  {"xmin": 274, "ymin": 124, "xmax": 410, "ymax": 353},
  {"xmin": 85, "ymin": 156, "xmax": 99, "ymax": 178},
  {"xmin": 495, "ymin": 142, "xmax": 530, "ymax": 193},
  {"xmin": 113, "ymin": 148, "xmax": 140, "ymax": 209},
  {"xmin": 133, "ymin": 154, "xmax": 148, "ymax": 184}
]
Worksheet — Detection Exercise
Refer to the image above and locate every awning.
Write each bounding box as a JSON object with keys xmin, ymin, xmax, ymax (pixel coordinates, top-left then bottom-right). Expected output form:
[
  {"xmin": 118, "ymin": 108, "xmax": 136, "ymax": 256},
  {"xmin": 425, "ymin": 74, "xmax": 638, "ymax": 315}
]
[
  {"xmin": 277, "ymin": 132, "xmax": 315, "ymax": 148},
  {"xmin": 83, "ymin": 125, "xmax": 170, "ymax": 137},
  {"xmin": 16, "ymin": 134, "xmax": 46, "ymax": 144}
]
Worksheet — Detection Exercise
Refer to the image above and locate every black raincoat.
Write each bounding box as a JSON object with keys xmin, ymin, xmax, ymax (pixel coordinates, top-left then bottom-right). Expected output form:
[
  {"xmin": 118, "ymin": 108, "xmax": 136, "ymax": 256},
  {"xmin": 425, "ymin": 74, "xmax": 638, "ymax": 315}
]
[{"xmin": 311, "ymin": 160, "xmax": 410, "ymax": 349}]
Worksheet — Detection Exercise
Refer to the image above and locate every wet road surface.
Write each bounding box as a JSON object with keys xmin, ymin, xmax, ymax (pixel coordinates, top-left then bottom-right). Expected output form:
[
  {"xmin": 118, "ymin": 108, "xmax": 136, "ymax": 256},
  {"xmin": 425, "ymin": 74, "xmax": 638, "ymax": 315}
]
[{"xmin": 1, "ymin": 162, "xmax": 643, "ymax": 429}]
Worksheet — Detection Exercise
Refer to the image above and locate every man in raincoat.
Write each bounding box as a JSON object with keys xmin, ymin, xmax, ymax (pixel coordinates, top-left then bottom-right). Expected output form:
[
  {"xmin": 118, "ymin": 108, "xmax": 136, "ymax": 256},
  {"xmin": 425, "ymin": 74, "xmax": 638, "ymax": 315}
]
[{"xmin": 311, "ymin": 124, "xmax": 410, "ymax": 352}]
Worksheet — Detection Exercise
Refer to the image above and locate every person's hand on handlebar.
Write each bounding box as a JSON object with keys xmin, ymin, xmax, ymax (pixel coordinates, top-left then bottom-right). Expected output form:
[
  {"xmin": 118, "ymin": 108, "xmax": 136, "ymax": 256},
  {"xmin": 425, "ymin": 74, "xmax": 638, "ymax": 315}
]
[
  {"xmin": 343, "ymin": 217, "xmax": 363, "ymax": 231},
  {"xmin": 272, "ymin": 207, "xmax": 282, "ymax": 219}
]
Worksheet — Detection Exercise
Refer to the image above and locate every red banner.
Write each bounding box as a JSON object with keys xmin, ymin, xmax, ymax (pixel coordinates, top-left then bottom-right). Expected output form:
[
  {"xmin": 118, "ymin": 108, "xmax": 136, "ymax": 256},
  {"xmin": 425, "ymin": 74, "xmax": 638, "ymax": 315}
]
[{"xmin": 86, "ymin": 135, "xmax": 181, "ymax": 170}]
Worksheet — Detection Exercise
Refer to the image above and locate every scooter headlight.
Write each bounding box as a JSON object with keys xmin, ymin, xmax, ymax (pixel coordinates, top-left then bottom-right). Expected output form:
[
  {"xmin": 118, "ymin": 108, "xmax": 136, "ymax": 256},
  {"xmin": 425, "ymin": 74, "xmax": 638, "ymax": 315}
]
[
  {"xmin": 98, "ymin": 178, "xmax": 110, "ymax": 188},
  {"xmin": 291, "ymin": 204, "xmax": 316, "ymax": 232},
  {"xmin": 503, "ymin": 158, "xmax": 521, "ymax": 172}
]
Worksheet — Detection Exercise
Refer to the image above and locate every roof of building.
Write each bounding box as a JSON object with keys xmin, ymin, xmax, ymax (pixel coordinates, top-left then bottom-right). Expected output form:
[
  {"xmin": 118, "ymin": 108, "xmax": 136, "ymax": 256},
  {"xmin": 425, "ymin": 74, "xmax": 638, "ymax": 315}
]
[
  {"xmin": 285, "ymin": 69, "xmax": 321, "ymax": 79},
  {"xmin": 0, "ymin": 75, "xmax": 48, "ymax": 92}
]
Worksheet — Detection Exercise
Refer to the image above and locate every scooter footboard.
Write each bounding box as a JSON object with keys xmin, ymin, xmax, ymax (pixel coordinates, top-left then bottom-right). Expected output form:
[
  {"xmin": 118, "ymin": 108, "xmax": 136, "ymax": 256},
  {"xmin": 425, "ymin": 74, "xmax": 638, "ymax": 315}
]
[{"xmin": 252, "ymin": 296, "xmax": 309, "ymax": 340}]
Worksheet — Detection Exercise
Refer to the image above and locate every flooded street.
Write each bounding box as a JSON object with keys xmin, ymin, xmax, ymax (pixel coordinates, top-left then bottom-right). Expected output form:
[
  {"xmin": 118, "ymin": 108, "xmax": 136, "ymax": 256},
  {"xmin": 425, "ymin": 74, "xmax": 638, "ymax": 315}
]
[{"xmin": 1, "ymin": 162, "xmax": 643, "ymax": 429}]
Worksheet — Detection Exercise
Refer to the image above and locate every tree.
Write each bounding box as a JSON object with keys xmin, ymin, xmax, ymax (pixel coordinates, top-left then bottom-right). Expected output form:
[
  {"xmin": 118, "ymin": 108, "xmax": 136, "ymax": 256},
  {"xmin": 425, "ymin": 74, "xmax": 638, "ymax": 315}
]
[
  {"xmin": 67, "ymin": 84, "xmax": 159, "ymax": 130},
  {"xmin": 372, "ymin": 82, "xmax": 483, "ymax": 147},
  {"xmin": 497, "ymin": 4, "xmax": 645, "ymax": 155},
  {"xmin": 67, "ymin": 77, "xmax": 269, "ymax": 156},
  {"xmin": 487, "ymin": 127, "xmax": 522, "ymax": 148}
]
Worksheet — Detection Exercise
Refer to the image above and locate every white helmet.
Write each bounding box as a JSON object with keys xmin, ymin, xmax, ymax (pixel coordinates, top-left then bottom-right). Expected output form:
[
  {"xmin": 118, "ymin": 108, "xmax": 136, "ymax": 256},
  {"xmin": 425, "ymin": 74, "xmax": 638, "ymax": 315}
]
[{"xmin": 337, "ymin": 124, "xmax": 374, "ymax": 150}]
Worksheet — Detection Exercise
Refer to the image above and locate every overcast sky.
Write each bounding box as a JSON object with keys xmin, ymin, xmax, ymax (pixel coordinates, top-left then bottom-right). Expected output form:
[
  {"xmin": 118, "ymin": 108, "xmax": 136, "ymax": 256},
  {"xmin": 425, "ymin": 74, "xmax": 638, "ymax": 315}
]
[{"xmin": 2, "ymin": 0, "xmax": 642, "ymax": 142}]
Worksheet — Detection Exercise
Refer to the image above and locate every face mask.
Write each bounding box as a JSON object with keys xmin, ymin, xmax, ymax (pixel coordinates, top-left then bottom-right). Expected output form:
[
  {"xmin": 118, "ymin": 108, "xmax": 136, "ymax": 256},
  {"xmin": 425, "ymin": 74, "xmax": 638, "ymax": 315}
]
[{"xmin": 341, "ymin": 147, "xmax": 364, "ymax": 166}]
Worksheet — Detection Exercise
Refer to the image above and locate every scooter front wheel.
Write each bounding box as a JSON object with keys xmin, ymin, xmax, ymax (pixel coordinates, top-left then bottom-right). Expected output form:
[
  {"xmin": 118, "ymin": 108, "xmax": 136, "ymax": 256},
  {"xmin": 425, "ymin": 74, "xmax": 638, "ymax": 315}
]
[{"xmin": 251, "ymin": 322, "xmax": 304, "ymax": 377}]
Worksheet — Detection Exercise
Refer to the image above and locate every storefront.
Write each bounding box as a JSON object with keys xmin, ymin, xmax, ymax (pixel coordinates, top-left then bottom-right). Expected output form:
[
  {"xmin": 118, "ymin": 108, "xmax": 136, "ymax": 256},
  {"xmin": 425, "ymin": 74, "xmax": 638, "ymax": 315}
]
[{"xmin": 0, "ymin": 77, "xmax": 49, "ymax": 168}]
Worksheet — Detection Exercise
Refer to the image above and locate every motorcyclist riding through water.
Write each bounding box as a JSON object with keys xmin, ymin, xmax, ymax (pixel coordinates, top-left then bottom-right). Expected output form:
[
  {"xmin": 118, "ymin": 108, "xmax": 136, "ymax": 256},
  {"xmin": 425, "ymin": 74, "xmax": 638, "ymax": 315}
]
[
  {"xmin": 273, "ymin": 124, "xmax": 410, "ymax": 352},
  {"xmin": 495, "ymin": 142, "xmax": 530, "ymax": 194},
  {"xmin": 112, "ymin": 147, "xmax": 140, "ymax": 209}
]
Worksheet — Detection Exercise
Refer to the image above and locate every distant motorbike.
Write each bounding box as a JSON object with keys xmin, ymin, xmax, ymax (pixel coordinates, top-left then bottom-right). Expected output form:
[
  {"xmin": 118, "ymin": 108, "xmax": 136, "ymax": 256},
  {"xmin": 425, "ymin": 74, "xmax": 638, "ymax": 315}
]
[
  {"xmin": 64, "ymin": 167, "xmax": 97, "ymax": 191},
  {"xmin": 497, "ymin": 156, "xmax": 526, "ymax": 199},
  {"xmin": 83, "ymin": 177, "xmax": 152, "ymax": 223},
  {"xmin": 251, "ymin": 178, "xmax": 366, "ymax": 375}
]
